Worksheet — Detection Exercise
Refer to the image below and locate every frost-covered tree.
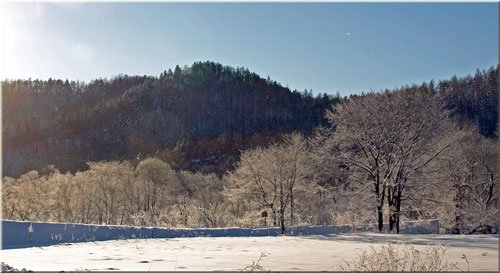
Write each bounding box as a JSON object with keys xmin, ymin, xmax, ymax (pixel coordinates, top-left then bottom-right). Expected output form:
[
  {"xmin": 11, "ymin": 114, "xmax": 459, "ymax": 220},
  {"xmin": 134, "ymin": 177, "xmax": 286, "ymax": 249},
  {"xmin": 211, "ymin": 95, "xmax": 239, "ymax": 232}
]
[
  {"xmin": 181, "ymin": 172, "xmax": 228, "ymax": 227},
  {"xmin": 85, "ymin": 161, "xmax": 133, "ymax": 225},
  {"xmin": 135, "ymin": 158, "xmax": 177, "ymax": 214},
  {"xmin": 431, "ymin": 128, "xmax": 498, "ymax": 233},
  {"xmin": 2, "ymin": 177, "xmax": 19, "ymax": 219},
  {"xmin": 48, "ymin": 168, "xmax": 79, "ymax": 223},
  {"xmin": 225, "ymin": 133, "xmax": 310, "ymax": 233},
  {"xmin": 3, "ymin": 171, "xmax": 50, "ymax": 221},
  {"xmin": 325, "ymin": 88, "xmax": 457, "ymax": 233}
]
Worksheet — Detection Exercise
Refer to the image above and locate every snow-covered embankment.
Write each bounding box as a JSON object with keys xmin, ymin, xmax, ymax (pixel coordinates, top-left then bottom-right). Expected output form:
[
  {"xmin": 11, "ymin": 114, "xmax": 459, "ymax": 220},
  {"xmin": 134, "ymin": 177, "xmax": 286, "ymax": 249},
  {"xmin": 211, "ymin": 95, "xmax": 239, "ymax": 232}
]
[{"xmin": 1, "ymin": 219, "xmax": 439, "ymax": 249}]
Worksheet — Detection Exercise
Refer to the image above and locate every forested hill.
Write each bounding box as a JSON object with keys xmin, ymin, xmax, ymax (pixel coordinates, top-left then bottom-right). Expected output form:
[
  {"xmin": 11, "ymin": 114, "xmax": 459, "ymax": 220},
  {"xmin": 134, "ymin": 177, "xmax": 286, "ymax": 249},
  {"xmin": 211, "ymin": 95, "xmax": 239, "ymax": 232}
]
[
  {"xmin": 2, "ymin": 62, "xmax": 498, "ymax": 178},
  {"xmin": 2, "ymin": 61, "xmax": 339, "ymax": 177},
  {"xmin": 439, "ymin": 67, "xmax": 498, "ymax": 138}
]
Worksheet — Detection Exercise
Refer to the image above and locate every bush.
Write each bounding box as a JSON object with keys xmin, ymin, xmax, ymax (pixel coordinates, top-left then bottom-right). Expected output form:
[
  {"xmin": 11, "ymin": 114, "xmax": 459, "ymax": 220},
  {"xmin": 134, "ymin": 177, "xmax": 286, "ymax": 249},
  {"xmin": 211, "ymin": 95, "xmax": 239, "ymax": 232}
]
[{"xmin": 340, "ymin": 243, "xmax": 462, "ymax": 272}]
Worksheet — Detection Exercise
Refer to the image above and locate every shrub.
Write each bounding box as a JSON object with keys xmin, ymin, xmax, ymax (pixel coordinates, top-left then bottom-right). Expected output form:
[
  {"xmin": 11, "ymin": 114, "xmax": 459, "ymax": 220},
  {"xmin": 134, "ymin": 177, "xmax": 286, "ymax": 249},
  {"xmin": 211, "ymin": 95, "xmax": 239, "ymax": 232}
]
[
  {"xmin": 340, "ymin": 243, "xmax": 462, "ymax": 272},
  {"xmin": 241, "ymin": 251, "xmax": 269, "ymax": 272}
]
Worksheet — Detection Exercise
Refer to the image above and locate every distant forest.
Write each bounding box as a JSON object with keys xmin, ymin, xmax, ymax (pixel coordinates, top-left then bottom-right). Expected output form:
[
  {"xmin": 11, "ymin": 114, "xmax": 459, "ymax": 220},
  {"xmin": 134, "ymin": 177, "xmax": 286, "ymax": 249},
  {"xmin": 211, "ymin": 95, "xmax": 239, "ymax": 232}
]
[
  {"xmin": 3, "ymin": 61, "xmax": 338, "ymax": 178},
  {"xmin": 2, "ymin": 61, "xmax": 498, "ymax": 178}
]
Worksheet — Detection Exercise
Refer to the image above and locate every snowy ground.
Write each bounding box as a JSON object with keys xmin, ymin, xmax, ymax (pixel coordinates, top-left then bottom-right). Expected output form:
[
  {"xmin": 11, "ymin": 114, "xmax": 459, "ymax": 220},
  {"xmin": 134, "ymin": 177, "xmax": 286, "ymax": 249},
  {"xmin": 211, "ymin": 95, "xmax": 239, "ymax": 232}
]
[{"xmin": 1, "ymin": 233, "xmax": 498, "ymax": 271}]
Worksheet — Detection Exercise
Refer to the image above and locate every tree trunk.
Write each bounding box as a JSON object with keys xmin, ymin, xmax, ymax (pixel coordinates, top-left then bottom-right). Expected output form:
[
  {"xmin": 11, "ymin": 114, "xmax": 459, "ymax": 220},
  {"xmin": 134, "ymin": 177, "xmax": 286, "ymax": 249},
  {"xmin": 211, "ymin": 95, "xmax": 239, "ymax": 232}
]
[
  {"xmin": 453, "ymin": 184, "xmax": 463, "ymax": 234},
  {"xmin": 388, "ymin": 193, "xmax": 394, "ymax": 232},
  {"xmin": 272, "ymin": 207, "xmax": 277, "ymax": 226},
  {"xmin": 454, "ymin": 204, "xmax": 461, "ymax": 234},
  {"xmin": 377, "ymin": 205, "xmax": 384, "ymax": 232},
  {"xmin": 395, "ymin": 211, "xmax": 400, "ymax": 233},
  {"xmin": 280, "ymin": 182, "xmax": 285, "ymax": 235},
  {"xmin": 377, "ymin": 185, "xmax": 386, "ymax": 232},
  {"xmin": 387, "ymin": 184, "xmax": 396, "ymax": 233},
  {"xmin": 290, "ymin": 190, "xmax": 294, "ymax": 227},
  {"xmin": 395, "ymin": 187, "xmax": 402, "ymax": 234},
  {"xmin": 389, "ymin": 210, "xmax": 395, "ymax": 232},
  {"xmin": 375, "ymin": 182, "xmax": 385, "ymax": 232},
  {"xmin": 280, "ymin": 208, "xmax": 285, "ymax": 235}
]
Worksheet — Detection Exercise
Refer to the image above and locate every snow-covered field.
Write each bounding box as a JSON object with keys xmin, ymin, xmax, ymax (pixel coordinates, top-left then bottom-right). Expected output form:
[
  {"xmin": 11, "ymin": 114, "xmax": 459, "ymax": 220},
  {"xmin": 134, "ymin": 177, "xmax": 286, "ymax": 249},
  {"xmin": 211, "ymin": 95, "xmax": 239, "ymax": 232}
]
[{"xmin": 1, "ymin": 233, "xmax": 498, "ymax": 271}]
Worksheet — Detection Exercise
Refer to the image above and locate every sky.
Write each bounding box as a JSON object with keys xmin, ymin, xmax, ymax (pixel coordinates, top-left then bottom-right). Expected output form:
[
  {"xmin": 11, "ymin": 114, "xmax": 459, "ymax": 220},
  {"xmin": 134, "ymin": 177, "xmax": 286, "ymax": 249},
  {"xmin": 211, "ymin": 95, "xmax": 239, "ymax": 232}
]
[{"xmin": 0, "ymin": 2, "xmax": 497, "ymax": 96}]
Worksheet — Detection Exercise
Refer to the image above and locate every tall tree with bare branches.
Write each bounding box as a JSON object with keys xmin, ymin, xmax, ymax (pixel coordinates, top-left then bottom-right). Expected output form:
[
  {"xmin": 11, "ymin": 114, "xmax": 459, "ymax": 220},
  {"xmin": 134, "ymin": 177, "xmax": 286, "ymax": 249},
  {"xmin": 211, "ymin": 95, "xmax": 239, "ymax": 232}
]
[{"xmin": 325, "ymin": 88, "xmax": 457, "ymax": 232}]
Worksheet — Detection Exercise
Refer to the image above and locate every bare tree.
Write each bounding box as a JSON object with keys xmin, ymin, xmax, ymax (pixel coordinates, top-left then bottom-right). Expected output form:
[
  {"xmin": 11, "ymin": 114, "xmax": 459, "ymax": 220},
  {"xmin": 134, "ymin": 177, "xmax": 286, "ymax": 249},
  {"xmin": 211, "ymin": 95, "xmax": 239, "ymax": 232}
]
[
  {"xmin": 181, "ymin": 172, "xmax": 228, "ymax": 227},
  {"xmin": 135, "ymin": 158, "xmax": 175, "ymax": 211},
  {"xmin": 325, "ymin": 89, "xmax": 456, "ymax": 232},
  {"xmin": 281, "ymin": 133, "xmax": 310, "ymax": 226},
  {"xmin": 85, "ymin": 161, "xmax": 132, "ymax": 225},
  {"xmin": 2, "ymin": 177, "xmax": 19, "ymax": 219},
  {"xmin": 226, "ymin": 133, "xmax": 310, "ymax": 233},
  {"xmin": 48, "ymin": 168, "xmax": 77, "ymax": 223},
  {"xmin": 432, "ymin": 128, "xmax": 498, "ymax": 233},
  {"xmin": 5, "ymin": 171, "xmax": 50, "ymax": 221}
]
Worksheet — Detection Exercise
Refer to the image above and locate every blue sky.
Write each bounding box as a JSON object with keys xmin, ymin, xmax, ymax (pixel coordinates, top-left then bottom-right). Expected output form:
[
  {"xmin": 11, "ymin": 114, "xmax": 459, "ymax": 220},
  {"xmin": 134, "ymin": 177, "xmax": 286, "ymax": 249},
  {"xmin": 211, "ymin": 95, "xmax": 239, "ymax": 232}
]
[{"xmin": 0, "ymin": 2, "xmax": 497, "ymax": 95}]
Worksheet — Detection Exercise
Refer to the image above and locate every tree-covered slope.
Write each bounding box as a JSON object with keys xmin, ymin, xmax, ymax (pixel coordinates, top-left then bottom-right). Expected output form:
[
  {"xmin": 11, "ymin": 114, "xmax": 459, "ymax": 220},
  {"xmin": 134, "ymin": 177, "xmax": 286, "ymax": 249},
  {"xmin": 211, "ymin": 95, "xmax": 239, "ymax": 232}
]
[{"xmin": 2, "ymin": 61, "xmax": 338, "ymax": 177}]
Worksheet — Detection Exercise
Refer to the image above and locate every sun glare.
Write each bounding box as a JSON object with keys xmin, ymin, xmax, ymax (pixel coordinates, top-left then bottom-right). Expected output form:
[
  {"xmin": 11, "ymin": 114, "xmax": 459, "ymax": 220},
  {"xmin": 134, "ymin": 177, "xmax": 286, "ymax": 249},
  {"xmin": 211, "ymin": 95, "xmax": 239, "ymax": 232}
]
[{"xmin": 0, "ymin": 3, "xmax": 33, "ymax": 80}]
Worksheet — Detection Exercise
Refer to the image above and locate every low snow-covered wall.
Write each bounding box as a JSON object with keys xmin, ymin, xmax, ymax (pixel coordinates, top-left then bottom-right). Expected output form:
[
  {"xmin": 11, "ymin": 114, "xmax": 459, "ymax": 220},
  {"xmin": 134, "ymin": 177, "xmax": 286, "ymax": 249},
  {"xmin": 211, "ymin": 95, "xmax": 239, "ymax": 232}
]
[
  {"xmin": 1, "ymin": 219, "xmax": 438, "ymax": 249},
  {"xmin": 1, "ymin": 220, "xmax": 350, "ymax": 249}
]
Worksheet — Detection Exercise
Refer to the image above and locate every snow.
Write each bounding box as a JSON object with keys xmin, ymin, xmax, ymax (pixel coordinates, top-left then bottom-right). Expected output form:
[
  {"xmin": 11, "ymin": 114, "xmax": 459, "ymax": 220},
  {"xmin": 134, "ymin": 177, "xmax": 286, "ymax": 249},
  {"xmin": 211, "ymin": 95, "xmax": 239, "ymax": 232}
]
[
  {"xmin": 1, "ymin": 234, "xmax": 497, "ymax": 271},
  {"xmin": 1, "ymin": 219, "xmax": 439, "ymax": 249},
  {"xmin": 3, "ymin": 220, "xmax": 494, "ymax": 271}
]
